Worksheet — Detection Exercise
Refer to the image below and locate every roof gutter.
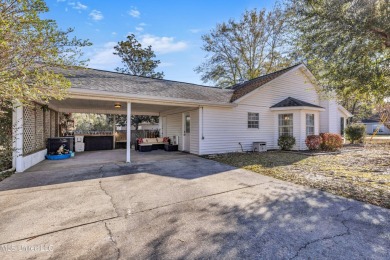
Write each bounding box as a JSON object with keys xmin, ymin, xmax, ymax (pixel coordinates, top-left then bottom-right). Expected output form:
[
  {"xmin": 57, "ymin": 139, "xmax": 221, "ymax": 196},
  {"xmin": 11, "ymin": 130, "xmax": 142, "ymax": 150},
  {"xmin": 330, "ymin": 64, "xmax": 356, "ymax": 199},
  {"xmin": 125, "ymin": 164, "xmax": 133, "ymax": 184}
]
[
  {"xmin": 338, "ymin": 105, "xmax": 353, "ymax": 117},
  {"xmin": 270, "ymin": 106, "xmax": 325, "ymax": 112},
  {"xmin": 67, "ymin": 88, "xmax": 237, "ymax": 108}
]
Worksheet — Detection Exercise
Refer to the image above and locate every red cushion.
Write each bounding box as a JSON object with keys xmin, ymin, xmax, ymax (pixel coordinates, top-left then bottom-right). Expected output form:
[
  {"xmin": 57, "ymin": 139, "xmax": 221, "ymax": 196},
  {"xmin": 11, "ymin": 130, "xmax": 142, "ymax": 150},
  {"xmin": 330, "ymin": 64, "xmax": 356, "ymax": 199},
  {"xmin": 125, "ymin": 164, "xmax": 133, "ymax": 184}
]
[{"xmin": 163, "ymin": 137, "xmax": 169, "ymax": 142}]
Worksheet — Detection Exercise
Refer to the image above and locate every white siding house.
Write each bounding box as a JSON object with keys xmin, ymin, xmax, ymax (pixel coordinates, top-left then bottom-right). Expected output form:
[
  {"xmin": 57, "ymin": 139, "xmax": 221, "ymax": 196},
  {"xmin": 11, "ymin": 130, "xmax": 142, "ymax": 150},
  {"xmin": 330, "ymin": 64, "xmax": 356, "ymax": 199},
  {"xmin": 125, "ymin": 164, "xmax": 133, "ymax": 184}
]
[
  {"xmin": 158, "ymin": 65, "xmax": 351, "ymax": 156},
  {"xmin": 199, "ymin": 67, "xmax": 329, "ymax": 154},
  {"xmin": 13, "ymin": 63, "xmax": 352, "ymax": 172},
  {"xmin": 361, "ymin": 120, "xmax": 390, "ymax": 135},
  {"xmin": 320, "ymin": 99, "xmax": 352, "ymax": 135}
]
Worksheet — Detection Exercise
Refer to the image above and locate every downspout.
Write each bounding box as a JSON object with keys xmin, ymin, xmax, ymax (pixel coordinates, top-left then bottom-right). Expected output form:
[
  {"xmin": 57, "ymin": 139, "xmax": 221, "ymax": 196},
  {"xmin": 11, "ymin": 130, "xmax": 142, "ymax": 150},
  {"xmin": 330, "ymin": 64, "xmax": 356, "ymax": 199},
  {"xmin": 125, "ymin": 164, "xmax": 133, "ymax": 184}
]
[
  {"xmin": 201, "ymin": 106, "xmax": 204, "ymax": 140},
  {"xmin": 199, "ymin": 106, "xmax": 205, "ymax": 155}
]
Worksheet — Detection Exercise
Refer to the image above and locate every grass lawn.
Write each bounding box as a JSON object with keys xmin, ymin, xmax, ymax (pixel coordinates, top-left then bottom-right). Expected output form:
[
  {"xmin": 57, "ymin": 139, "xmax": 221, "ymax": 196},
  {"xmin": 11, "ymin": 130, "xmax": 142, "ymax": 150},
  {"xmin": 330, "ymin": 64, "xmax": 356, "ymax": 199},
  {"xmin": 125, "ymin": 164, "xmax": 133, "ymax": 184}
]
[{"xmin": 207, "ymin": 144, "xmax": 390, "ymax": 209}]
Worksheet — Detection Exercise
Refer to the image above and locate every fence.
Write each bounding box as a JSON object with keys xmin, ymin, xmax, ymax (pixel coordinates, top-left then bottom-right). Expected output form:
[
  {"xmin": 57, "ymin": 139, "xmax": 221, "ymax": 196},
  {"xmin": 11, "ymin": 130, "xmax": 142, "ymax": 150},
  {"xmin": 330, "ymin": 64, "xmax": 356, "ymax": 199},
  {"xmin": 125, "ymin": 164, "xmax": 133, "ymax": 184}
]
[
  {"xmin": 116, "ymin": 129, "xmax": 160, "ymax": 147},
  {"xmin": 23, "ymin": 103, "xmax": 58, "ymax": 155}
]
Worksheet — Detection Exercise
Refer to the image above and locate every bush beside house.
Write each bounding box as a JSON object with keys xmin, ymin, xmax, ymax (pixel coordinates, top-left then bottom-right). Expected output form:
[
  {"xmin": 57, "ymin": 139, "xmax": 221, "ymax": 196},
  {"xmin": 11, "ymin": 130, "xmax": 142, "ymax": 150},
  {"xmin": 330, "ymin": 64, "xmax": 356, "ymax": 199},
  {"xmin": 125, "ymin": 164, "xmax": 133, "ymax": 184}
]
[
  {"xmin": 319, "ymin": 133, "xmax": 343, "ymax": 151},
  {"xmin": 305, "ymin": 135, "xmax": 322, "ymax": 150},
  {"xmin": 345, "ymin": 123, "xmax": 366, "ymax": 144},
  {"xmin": 304, "ymin": 133, "xmax": 343, "ymax": 151},
  {"xmin": 278, "ymin": 135, "xmax": 296, "ymax": 150}
]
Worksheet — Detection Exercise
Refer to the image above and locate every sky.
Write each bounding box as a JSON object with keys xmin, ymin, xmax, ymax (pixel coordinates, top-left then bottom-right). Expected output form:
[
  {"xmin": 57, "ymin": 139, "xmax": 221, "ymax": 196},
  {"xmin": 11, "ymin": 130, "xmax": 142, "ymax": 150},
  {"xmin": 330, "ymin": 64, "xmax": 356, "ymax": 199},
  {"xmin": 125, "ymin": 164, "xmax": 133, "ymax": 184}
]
[{"xmin": 44, "ymin": 0, "xmax": 277, "ymax": 85}]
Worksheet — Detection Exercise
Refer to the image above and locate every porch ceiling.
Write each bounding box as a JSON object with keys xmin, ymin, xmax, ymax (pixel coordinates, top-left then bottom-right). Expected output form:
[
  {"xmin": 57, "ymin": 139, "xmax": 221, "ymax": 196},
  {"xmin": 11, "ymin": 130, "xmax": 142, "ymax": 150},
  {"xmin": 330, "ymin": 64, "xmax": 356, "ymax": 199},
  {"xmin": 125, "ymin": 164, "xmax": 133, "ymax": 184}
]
[{"xmin": 49, "ymin": 98, "xmax": 190, "ymax": 115}]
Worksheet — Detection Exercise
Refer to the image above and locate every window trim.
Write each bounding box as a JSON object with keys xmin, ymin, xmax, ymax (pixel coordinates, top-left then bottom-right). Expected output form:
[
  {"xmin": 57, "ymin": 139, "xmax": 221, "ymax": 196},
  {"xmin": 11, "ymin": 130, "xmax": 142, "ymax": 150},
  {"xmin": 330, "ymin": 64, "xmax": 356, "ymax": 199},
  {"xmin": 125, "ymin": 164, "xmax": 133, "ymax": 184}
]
[
  {"xmin": 185, "ymin": 115, "xmax": 190, "ymax": 133},
  {"xmin": 248, "ymin": 112, "xmax": 259, "ymax": 129},
  {"xmin": 278, "ymin": 113, "xmax": 293, "ymax": 136},
  {"xmin": 306, "ymin": 113, "xmax": 315, "ymax": 136}
]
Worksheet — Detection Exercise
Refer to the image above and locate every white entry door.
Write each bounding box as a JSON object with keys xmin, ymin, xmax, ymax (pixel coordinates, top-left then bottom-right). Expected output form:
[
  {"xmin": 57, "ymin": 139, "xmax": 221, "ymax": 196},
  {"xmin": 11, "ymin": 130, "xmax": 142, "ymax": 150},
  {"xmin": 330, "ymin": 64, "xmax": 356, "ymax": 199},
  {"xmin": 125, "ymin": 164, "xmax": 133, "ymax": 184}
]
[{"xmin": 183, "ymin": 113, "xmax": 190, "ymax": 152}]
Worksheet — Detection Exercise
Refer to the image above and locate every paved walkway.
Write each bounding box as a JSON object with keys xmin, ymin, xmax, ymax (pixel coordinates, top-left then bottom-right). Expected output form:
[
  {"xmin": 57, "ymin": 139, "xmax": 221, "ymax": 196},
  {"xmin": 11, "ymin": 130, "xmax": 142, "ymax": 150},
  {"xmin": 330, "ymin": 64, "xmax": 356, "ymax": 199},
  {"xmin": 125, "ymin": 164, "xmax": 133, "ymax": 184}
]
[{"xmin": 0, "ymin": 152, "xmax": 389, "ymax": 259}]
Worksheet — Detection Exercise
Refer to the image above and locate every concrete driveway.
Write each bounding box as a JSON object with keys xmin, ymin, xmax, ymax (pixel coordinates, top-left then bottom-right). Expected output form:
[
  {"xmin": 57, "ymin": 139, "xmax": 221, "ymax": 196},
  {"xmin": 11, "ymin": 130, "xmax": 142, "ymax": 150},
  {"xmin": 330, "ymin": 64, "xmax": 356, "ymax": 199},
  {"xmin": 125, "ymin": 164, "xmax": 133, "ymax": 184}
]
[{"xmin": 0, "ymin": 152, "xmax": 389, "ymax": 259}]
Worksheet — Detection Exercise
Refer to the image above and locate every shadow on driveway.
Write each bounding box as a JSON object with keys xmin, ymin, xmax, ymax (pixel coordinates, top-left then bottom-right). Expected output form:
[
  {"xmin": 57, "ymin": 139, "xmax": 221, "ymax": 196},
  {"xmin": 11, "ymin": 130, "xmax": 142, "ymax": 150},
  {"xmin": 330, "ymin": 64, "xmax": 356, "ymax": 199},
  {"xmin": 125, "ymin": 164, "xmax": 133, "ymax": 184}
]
[
  {"xmin": 0, "ymin": 155, "xmax": 389, "ymax": 259},
  {"xmin": 0, "ymin": 156, "xmax": 236, "ymax": 192},
  {"xmin": 124, "ymin": 183, "xmax": 390, "ymax": 259}
]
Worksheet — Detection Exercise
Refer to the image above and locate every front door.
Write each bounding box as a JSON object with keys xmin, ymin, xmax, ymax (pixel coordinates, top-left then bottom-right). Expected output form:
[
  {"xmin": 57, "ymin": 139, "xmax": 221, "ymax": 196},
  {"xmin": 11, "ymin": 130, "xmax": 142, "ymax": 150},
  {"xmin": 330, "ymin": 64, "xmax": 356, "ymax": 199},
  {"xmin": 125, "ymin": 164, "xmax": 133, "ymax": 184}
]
[{"xmin": 183, "ymin": 113, "xmax": 190, "ymax": 152}]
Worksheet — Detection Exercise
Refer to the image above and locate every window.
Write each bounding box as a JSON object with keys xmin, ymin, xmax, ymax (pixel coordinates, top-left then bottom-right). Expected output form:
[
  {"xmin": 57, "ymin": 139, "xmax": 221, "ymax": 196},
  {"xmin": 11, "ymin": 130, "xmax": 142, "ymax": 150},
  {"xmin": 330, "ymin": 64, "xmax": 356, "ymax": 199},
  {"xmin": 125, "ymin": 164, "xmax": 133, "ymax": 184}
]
[
  {"xmin": 185, "ymin": 115, "xmax": 190, "ymax": 133},
  {"xmin": 373, "ymin": 125, "xmax": 384, "ymax": 133},
  {"xmin": 340, "ymin": 117, "xmax": 345, "ymax": 135},
  {"xmin": 306, "ymin": 114, "xmax": 315, "ymax": 136},
  {"xmin": 248, "ymin": 112, "xmax": 259, "ymax": 129},
  {"xmin": 278, "ymin": 114, "xmax": 293, "ymax": 136}
]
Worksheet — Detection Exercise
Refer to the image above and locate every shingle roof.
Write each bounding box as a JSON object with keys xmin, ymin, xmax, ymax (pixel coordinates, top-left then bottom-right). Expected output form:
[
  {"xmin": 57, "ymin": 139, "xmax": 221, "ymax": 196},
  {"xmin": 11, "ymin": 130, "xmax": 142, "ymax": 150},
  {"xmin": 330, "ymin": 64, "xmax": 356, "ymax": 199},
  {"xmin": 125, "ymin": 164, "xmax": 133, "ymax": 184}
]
[
  {"xmin": 229, "ymin": 64, "xmax": 302, "ymax": 102},
  {"xmin": 361, "ymin": 119, "xmax": 380, "ymax": 123},
  {"xmin": 59, "ymin": 67, "xmax": 234, "ymax": 104},
  {"xmin": 270, "ymin": 97, "xmax": 323, "ymax": 109},
  {"xmin": 56, "ymin": 64, "xmax": 305, "ymax": 104}
]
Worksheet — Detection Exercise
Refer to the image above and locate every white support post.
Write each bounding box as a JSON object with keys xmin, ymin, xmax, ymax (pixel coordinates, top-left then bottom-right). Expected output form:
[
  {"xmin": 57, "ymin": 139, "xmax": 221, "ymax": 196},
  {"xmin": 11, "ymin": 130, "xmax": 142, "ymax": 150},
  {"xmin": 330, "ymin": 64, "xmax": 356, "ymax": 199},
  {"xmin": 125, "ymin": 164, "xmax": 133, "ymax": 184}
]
[
  {"xmin": 158, "ymin": 116, "xmax": 163, "ymax": 137},
  {"xmin": 13, "ymin": 102, "xmax": 24, "ymax": 172},
  {"xmin": 112, "ymin": 114, "xmax": 116, "ymax": 149},
  {"xmin": 126, "ymin": 102, "xmax": 131, "ymax": 163}
]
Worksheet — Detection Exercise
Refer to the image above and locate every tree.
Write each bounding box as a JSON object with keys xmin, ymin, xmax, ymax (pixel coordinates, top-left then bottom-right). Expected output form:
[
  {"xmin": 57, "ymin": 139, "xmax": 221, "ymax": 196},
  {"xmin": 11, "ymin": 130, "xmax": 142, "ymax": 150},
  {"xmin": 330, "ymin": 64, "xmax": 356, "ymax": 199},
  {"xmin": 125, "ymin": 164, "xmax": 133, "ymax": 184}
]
[
  {"xmin": 114, "ymin": 34, "xmax": 164, "ymax": 79},
  {"xmin": 0, "ymin": 0, "xmax": 91, "ymax": 108},
  {"xmin": 0, "ymin": 0, "xmax": 90, "ymax": 171},
  {"xmin": 195, "ymin": 7, "xmax": 293, "ymax": 88},
  {"xmin": 129, "ymin": 115, "xmax": 158, "ymax": 130},
  {"xmin": 113, "ymin": 34, "xmax": 163, "ymax": 129},
  {"xmin": 288, "ymin": 0, "xmax": 389, "ymax": 101},
  {"xmin": 337, "ymin": 90, "xmax": 375, "ymax": 122},
  {"xmin": 72, "ymin": 113, "xmax": 111, "ymax": 132}
]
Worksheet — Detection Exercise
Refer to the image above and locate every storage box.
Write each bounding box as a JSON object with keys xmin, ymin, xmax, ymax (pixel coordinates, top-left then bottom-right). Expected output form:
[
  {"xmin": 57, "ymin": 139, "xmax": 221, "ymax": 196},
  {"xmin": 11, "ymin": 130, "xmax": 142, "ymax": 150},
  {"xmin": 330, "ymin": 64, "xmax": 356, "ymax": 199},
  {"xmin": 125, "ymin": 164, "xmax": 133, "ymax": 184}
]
[
  {"xmin": 75, "ymin": 142, "xmax": 85, "ymax": 152},
  {"xmin": 171, "ymin": 136, "xmax": 179, "ymax": 145},
  {"xmin": 75, "ymin": 135, "xmax": 84, "ymax": 143}
]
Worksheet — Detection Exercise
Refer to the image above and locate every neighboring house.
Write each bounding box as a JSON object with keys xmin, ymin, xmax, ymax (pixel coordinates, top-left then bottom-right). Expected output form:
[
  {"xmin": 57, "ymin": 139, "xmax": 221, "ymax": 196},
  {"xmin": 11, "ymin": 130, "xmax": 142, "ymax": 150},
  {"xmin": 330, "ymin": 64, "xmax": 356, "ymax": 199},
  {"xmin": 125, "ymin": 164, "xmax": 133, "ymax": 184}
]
[
  {"xmin": 361, "ymin": 119, "xmax": 390, "ymax": 135},
  {"xmin": 12, "ymin": 63, "xmax": 352, "ymax": 172},
  {"xmin": 132, "ymin": 123, "xmax": 159, "ymax": 131},
  {"xmin": 116, "ymin": 123, "xmax": 159, "ymax": 131}
]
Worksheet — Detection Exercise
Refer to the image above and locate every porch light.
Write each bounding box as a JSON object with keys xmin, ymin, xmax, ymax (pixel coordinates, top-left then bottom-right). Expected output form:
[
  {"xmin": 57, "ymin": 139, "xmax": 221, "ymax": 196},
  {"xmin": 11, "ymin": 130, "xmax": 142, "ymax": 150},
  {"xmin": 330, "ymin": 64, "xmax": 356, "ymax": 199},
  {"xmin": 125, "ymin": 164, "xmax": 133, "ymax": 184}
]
[{"xmin": 114, "ymin": 103, "xmax": 121, "ymax": 108}]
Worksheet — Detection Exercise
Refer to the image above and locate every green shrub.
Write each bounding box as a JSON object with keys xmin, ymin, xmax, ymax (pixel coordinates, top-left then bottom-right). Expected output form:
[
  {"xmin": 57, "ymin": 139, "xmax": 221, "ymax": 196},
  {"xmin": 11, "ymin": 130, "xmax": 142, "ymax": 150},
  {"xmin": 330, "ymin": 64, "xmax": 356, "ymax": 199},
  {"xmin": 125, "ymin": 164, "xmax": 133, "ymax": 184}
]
[
  {"xmin": 345, "ymin": 124, "xmax": 366, "ymax": 144},
  {"xmin": 305, "ymin": 135, "xmax": 322, "ymax": 150},
  {"xmin": 278, "ymin": 135, "xmax": 296, "ymax": 150},
  {"xmin": 319, "ymin": 133, "xmax": 343, "ymax": 151},
  {"xmin": 0, "ymin": 108, "xmax": 13, "ymax": 172}
]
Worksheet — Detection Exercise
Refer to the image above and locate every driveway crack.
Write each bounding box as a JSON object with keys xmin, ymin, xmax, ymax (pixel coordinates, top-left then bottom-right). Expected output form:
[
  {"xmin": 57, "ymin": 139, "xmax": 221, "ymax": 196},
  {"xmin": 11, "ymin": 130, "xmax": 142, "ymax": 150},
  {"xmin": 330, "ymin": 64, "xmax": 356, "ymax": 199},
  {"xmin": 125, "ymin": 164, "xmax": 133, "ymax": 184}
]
[
  {"xmin": 128, "ymin": 181, "xmax": 272, "ymax": 216},
  {"xmin": 290, "ymin": 207, "xmax": 353, "ymax": 259},
  {"xmin": 98, "ymin": 166, "xmax": 120, "ymax": 217},
  {"xmin": 104, "ymin": 222, "xmax": 121, "ymax": 260}
]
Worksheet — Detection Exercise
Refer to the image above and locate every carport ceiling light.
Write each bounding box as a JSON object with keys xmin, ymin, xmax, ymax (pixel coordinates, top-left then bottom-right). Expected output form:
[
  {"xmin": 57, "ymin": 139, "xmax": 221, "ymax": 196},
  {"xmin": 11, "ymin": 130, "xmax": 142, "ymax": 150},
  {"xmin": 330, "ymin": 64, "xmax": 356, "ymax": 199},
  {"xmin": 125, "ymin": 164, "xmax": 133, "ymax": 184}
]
[{"xmin": 114, "ymin": 103, "xmax": 121, "ymax": 108}]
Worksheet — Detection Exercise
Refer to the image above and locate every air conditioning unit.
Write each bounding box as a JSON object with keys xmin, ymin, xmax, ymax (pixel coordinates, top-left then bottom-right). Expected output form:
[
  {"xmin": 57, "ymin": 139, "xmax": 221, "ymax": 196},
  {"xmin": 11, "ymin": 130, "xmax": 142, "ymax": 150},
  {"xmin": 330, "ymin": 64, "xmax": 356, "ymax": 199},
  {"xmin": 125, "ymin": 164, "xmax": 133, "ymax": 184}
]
[{"xmin": 253, "ymin": 142, "xmax": 267, "ymax": 152}]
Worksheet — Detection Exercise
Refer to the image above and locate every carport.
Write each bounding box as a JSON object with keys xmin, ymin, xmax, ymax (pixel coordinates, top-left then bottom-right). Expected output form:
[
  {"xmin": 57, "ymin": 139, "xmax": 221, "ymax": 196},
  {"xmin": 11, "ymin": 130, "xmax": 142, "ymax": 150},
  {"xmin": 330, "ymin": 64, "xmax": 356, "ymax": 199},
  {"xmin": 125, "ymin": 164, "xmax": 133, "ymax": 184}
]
[
  {"xmin": 47, "ymin": 97, "xmax": 197, "ymax": 163},
  {"xmin": 25, "ymin": 149, "xmax": 193, "ymax": 173},
  {"xmin": 12, "ymin": 67, "xmax": 233, "ymax": 172}
]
